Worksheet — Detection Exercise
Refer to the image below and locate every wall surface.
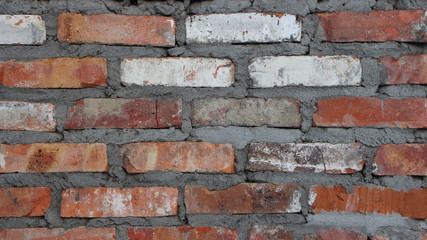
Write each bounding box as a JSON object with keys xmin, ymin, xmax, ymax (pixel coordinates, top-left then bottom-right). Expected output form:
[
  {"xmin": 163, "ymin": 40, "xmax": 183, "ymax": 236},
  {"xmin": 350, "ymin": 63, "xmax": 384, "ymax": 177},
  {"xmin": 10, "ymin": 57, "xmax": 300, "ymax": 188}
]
[{"xmin": 0, "ymin": 0, "xmax": 426, "ymax": 239}]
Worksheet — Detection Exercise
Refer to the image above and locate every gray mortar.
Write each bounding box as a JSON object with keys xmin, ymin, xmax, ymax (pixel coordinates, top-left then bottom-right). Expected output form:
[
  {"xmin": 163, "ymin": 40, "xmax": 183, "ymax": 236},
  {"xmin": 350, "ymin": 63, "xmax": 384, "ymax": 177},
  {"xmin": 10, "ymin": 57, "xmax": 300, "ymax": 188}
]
[{"xmin": 0, "ymin": 0, "xmax": 426, "ymax": 239}]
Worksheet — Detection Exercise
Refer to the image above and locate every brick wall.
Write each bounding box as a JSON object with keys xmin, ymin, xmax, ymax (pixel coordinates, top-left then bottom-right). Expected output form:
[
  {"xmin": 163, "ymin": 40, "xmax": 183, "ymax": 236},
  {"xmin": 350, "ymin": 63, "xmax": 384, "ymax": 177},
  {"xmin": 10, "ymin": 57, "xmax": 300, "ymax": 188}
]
[{"xmin": 0, "ymin": 0, "xmax": 426, "ymax": 239}]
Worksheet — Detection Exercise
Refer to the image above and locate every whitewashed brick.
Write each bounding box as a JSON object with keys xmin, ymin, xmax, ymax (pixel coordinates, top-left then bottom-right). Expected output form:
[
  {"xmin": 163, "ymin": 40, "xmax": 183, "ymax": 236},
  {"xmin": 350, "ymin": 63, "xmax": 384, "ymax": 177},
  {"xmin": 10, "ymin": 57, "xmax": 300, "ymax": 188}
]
[
  {"xmin": 248, "ymin": 143, "xmax": 366, "ymax": 173},
  {"xmin": 0, "ymin": 15, "xmax": 46, "ymax": 45},
  {"xmin": 249, "ymin": 55, "xmax": 362, "ymax": 87},
  {"xmin": 186, "ymin": 13, "xmax": 301, "ymax": 44},
  {"xmin": 0, "ymin": 101, "xmax": 56, "ymax": 132},
  {"xmin": 120, "ymin": 58, "xmax": 235, "ymax": 87}
]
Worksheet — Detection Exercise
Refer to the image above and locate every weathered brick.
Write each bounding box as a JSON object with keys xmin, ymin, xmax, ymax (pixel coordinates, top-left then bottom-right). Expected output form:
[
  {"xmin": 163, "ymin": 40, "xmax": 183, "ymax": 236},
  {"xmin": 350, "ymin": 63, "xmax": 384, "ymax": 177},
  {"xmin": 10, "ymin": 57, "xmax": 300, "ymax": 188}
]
[
  {"xmin": 372, "ymin": 228, "xmax": 427, "ymax": 240},
  {"xmin": 0, "ymin": 101, "xmax": 56, "ymax": 132},
  {"xmin": 191, "ymin": 98, "xmax": 301, "ymax": 127},
  {"xmin": 0, "ymin": 143, "xmax": 107, "ymax": 173},
  {"xmin": 186, "ymin": 13, "xmax": 301, "ymax": 43},
  {"xmin": 120, "ymin": 58, "xmax": 235, "ymax": 87},
  {"xmin": 304, "ymin": 229, "xmax": 367, "ymax": 240},
  {"xmin": 379, "ymin": 55, "xmax": 427, "ymax": 85},
  {"xmin": 317, "ymin": 10, "xmax": 427, "ymax": 42},
  {"xmin": 248, "ymin": 143, "xmax": 366, "ymax": 174},
  {"xmin": 128, "ymin": 226, "xmax": 238, "ymax": 240},
  {"xmin": 249, "ymin": 56, "xmax": 361, "ymax": 87},
  {"xmin": 0, "ymin": 227, "xmax": 115, "ymax": 240},
  {"xmin": 309, "ymin": 186, "xmax": 427, "ymax": 218},
  {"xmin": 58, "ymin": 13, "xmax": 176, "ymax": 46},
  {"xmin": 185, "ymin": 183, "xmax": 301, "ymax": 214},
  {"xmin": 64, "ymin": 98, "xmax": 182, "ymax": 129},
  {"xmin": 0, "ymin": 15, "xmax": 46, "ymax": 45},
  {"xmin": 249, "ymin": 225, "xmax": 295, "ymax": 240},
  {"xmin": 0, "ymin": 58, "xmax": 107, "ymax": 88},
  {"xmin": 61, "ymin": 187, "xmax": 178, "ymax": 217},
  {"xmin": 0, "ymin": 187, "xmax": 51, "ymax": 217},
  {"xmin": 121, "ymin": 142, "xmax": 235, "ymax": 173},
  {"xmin": 373, "ymin": 144, "xmax": 427, "ymax": 176},
  {"xmin": 313, "ymin": 97, "xmax": 427, "ymax": 128}
]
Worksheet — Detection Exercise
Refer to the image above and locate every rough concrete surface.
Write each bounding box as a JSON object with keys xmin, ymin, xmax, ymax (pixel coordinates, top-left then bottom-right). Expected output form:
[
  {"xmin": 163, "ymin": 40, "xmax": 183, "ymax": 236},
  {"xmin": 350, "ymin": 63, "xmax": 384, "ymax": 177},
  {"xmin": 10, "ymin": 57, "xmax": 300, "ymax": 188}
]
[{"xmin": 0, "ymin": 0, "xmax": 426, "ymax": 239}]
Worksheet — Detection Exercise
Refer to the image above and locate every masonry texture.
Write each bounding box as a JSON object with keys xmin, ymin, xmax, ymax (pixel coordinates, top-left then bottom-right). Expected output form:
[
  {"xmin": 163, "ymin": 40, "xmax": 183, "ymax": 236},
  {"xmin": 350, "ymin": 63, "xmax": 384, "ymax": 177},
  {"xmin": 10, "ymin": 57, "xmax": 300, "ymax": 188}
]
[{"xmin": 0, "ymin": 0, "xmax": 426, "ymax": 240}]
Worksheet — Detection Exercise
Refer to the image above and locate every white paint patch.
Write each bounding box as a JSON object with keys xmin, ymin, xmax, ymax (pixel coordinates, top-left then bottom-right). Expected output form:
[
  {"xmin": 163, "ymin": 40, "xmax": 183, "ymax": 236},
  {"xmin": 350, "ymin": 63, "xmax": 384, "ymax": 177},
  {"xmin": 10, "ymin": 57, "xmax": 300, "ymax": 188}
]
[
  {"xmin": 0, "ymin": 15, "xmax": 46, "ymax": 45},
  {"xmin": 120, "ymin": 58, "xmax": 234, "ymax": 87},
  {"xmin": 0, "ymin": 153, "xmax": 5, "ymax": 169},
  {"xmin": 249, "ymin": 55, "xmax": 361, "ymax": 87},
  {"xmin": 186, "ymin": 13, "xmax": 301, "ymax": 43},
  {"xmin": 0, "ymin": 101, "xmax": 56, "ymax": 131},
  {"xmin": 308, "ymin": 190, "xmax": 317, "ymax": 206},
  {"xmin": 103, "ymin": 190, "xmax": 131, "ymax": 216},
  {"xmin": 289, "ymin": 190, "xmax": 302, "ymax": 212}
]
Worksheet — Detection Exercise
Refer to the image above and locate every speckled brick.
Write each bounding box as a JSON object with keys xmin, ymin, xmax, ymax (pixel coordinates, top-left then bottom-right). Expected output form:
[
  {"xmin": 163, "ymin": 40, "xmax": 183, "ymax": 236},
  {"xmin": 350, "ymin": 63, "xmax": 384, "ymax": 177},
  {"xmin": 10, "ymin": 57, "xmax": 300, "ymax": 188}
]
[
  {"xmin": 0, "ymin": 227, "xmax": 115, "ymax": 240},
  {"xmin": 0, "ymin": 187, "xmax": 51, "ymax": 217},
  {"xmin": 128, "ymin": 226, "xmax": 238, "ymax": 240}
]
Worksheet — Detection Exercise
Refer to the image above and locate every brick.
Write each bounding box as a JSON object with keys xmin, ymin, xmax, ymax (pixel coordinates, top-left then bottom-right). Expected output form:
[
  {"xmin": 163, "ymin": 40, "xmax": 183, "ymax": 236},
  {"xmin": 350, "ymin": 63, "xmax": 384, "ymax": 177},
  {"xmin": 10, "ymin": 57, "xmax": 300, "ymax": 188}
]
[
  {"xmin": 61, "ymin": 187, "xmax": 178, "ymax": 217},
  {"xmin": 128, "ymin": 226, "xmax": 238, "ymax": 240},
  {"xmin": 121, "ymin": 142, "xmax": 235, "ymax": 173},
  {"xmin": 0, "ymin": 15, "xmax": 46, "ymax": 45},
  {"xmin": 0, "ymin": 143, "xmax": 107, "ymax": 173},
  {"xmin": 58, "ymin": 13, "xmax": 175, "ymax": 46},
  {"xmin": 249, "ymin": 225, "xmax": 295, "ymax": 240},
  {"xmin": 317, "ymin": 10, "xmax": 427, "ymax": 42},
  {"xmin": 313, "ymin": 97, "xmax": 427, "ymax": 128},
  {"xmin": 185, "ymin": 183, "xmax": 301, "ymax": 214},
  {"xmin": 0, "ymin": 101, "xmax": 56, "ymax": 132},
  {"xmin": 121, "ymin": 57, "xmax": 235, "ymax": 87},
  {"xmin": 64, "ymin": 98, "xmax": 182, "ymax": 129},
  {"xmin": 191, "ymin": 98, "xmax": 301, "ymax": 127},
  {"xmin": 379, "ymin": 55, "xmax": 427, "ymax": 85},
  {"xmin": 0, "ymin": 187, "xmax": 51, "ymax": 217},
  {"xmin": 304, "ymin": 229, "xmax": 367, "ymax": 240},
  {"xmin": 309, "ymin": 186, "xmax": 427, "ymax": 218},
  {"xmin": 0, "ymin": 227, "xmax": 115, "ymax": 240},
  {"xmin": 248, "ymin": 143, "xmax": 366, "ymax": 174},
  {"xmin": 372, "ymin": 229, "xmax": 427, "ymax": 240},
  {"xmin": 249, "ymin": 56, "xmax": 361, "ymax": 87},
  {"xmin": 186, "ymin": 13, "xmax": 301, "ymax": 43},
  {"xmin": 0, "ymin": 58, "xmax": 107, "ymax": 88},
  {"xmin": 373, "ymin": 144, "xmax": 427, "ymax": 176}
]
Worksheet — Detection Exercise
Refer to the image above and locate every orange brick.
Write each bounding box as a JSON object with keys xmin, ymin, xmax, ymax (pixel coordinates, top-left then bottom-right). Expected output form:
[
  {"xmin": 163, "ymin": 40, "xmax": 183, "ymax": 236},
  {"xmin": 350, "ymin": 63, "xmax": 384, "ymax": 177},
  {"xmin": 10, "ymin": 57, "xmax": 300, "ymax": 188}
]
[
  {"xmin": 0, "ymin": 143, "xmax": 108, "ymax": 173},
  {"xmin": 61, "ymin": 187, "xmax": 178, "ymax": 217},
  {"xmin": 128, "ymin": 226, "xmax": 238, "ymax": 240},
  {"xmin": 185, "ymin": 183, "xmax": 301, "ymax": 214},
  {"xmin": 0, "ymin": 58, "xmax": 107, "ymax": 88},
  {"xmin": 121, "ymin": 142, "xmax": 235, "ymax": 173},
  {"xmin": 0, "ymin": 187, "xmax": 51, "ymax": 217},
  {"xmin": 313, "ymin": 97, "xmax": 427, "ymax": 128},
  {"xmin": 303, "ymin": 229, "xmax": 367, "ymax": 240},
  {"xmin": 0, "ymin": 227, "xmax": 115, "ymax": 240},
  {"xmin": 249, "ymin": 225, "xmax": 295, "ymax": 240},
  {"xmin": 58, "ymin": 13, "xmax": 176, "ymax": 46},
  {"xmin": 317, "ymin": 10, "xmax": 427, "ymax": 42},
  {"xmin": 309, "ymin": 186, "xmax": 427, "ymax": 218}
]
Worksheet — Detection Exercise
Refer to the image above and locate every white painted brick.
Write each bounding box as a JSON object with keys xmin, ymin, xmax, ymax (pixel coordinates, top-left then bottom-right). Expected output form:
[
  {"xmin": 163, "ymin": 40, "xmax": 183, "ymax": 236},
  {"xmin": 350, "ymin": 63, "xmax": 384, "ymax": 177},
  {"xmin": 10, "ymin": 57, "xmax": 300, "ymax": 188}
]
[
  {"xmin": 249, "ymin": 55, "xmax": 362, "ymax": 87},
  {"xmin": 186, "ymin": 13, "xmax": 301, "ymax": 44},
  {"xmin": 0, "ymin": 101, "xmax": 56, "ymax": 132},
  {"xmin": 120, "ymin": 58, "xmax": 235, "ymax": 87},
  {"xmin": 248, "ymin": 143, "xmax": 366, "ymax": 173},
  {"xmin": 0, "ymin": 15, "xmax": 46, "ymax": 45}
]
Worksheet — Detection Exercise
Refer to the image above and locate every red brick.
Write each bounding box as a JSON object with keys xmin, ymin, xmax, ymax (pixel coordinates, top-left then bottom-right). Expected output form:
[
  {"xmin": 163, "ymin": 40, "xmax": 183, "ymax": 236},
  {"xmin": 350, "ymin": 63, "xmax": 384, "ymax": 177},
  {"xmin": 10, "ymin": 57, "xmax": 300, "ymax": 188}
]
[
  {"xmin": 0, "ymin": 227, "xmax": 115, "ymax": 240},
  {"xmin": 128, "ymin": 226, "xmax": 238, "ymax": 240},
  {"xmin": 317, "ymin": 10, "xmax": 427, "ymax": 42},
  {"xmin": 185, "ymin": 183, "xmax": 301, "ymax": 214},
  {"xmin": 121, "ymin": 142, "xmax": 235, "ymax": 173},
  {"xmin": 0, "ymin": 187, "xmax": 51, "ymax": 217},
  {"xmin": 313, "ymin": 97, "xmax": 427, "ymax": 128},
  {"xmin": 373, "ymin": 144, "xmax": 427, "ymax": 176},
  {"xmin": 0, "ymin": 143, "xmax": 108, "ymax": 173},
  {"xmin": 58, "ymin": 13, "xmax": 176, "ymax": 46},
  {"xmin": 379, "ymin": 55, "xmax": 427, "ymax": 85},
  {"xmin": 61, "ymin": 187, "xmax": 178, "ymax": 217},
  {"xmin": 0, "ymin": 101, "xmax": 56, "ymax": 132},
  {"xmin": 303, "ymin": 229, "xmax": 367, "ymax": 240},
  {"xmin": 249, "ymin": 225, "xmax": 295, "ymax": 240},
  {"xmin": 64, "ymin": 98, "xmax": 182, "ymax": 129},
  {"xmin": 309, "ymin": 186, "xmax": 427, "ymax": 219},
  {"xmin": 372, "ymin": 231, "xmax": 427, "ymax": 240},
  {"xmin": 0, "ymin": 58, "xmax": 107, "ymax": 88}
]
